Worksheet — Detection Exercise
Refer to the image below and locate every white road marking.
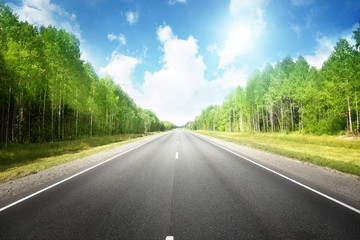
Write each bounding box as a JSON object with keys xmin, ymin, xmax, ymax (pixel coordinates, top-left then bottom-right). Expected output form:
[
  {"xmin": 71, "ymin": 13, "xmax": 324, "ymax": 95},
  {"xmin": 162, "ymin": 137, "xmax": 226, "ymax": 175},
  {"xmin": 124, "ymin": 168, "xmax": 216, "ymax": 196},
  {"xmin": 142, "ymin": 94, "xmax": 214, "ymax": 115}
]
[
  {"xmin": 0, "ymin": 133, "xmax": 170, "ymax": 212},
  {"xmin": 191, "ymin": 132, "xmax": 360, "ymax": 215},
  {"xmin": 177, "ymin": 141, "xmax": 179, "ymax": 144},
  {"xmin": 175, "ymin": 152, "xmax": 179, "ymax": 159},
  {"xmin": 165, "ymin": 236, "xmax": 174, "ymax": 240}
]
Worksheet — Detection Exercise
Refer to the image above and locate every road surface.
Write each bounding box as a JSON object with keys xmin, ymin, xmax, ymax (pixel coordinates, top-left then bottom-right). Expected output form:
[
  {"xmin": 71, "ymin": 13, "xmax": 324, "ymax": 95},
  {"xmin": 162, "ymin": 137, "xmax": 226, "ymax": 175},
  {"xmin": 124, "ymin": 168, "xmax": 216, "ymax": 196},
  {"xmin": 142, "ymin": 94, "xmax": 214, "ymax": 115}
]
[{"xmin": 0, "ymin": 130, "xmax": 359, "ymax": 239}]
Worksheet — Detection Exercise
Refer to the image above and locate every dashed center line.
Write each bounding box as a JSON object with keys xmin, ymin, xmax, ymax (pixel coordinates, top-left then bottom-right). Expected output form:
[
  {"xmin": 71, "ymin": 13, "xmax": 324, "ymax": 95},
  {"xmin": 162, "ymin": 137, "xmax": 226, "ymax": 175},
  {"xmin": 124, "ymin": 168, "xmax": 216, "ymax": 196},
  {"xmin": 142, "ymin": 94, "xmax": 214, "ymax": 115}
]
[
  {"xmin": 175, "ymin": 152, "xmax": 179, "ymax": 159},
  {"xmin": 165, "ymin": 236, "xmax": 174, "ymax": 240}
]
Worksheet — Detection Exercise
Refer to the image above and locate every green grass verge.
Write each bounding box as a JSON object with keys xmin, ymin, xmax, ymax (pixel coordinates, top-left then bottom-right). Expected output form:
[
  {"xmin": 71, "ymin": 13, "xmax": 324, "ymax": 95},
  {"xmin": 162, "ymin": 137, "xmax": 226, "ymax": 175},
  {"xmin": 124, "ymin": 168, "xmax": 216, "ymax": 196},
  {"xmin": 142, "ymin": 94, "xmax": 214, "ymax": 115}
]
[
  {"xmin": 195, "ymin": 130, "xmax": 360, "ymax": 177},
  {"xmin": 0, "ymin": 133, "xmax": 161, "ymax": 183}
]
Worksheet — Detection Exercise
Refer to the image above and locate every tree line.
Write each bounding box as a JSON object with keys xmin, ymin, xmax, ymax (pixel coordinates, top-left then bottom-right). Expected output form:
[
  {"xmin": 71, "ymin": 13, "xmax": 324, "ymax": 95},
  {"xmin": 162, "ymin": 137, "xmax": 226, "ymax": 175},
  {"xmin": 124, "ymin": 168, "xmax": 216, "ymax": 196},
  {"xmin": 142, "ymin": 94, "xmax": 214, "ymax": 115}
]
[
  {"xmin": 0, "ymin": 3, "xmax": 174, "ymax": 145},
  {"xmin": 185, "ymin": 23, "xmax": 360, "ymax": 136}
]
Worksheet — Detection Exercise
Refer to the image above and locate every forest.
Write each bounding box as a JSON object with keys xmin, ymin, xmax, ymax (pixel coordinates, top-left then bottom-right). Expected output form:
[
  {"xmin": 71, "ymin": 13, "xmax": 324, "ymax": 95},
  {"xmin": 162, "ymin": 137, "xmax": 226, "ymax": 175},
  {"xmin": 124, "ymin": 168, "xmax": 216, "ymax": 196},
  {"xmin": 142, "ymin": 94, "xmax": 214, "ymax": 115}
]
[
  {"xmin": 186, "ymin": 24, "xmax": 360, "ymax": 136},
  {"xmin": 0, "ymin": 3, "xmax": 174, "ymax": 146}
]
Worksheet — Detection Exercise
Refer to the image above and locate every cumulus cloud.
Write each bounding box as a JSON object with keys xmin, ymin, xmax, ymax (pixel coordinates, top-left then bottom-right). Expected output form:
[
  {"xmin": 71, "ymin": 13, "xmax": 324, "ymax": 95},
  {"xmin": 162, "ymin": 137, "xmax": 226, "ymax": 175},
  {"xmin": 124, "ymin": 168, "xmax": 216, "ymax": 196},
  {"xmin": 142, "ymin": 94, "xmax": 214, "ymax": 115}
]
[
  {"xmin": 211, "ymin": 66, "xmax": 249, "ymax": 89},
  {"xmin": 126, "ymin": 11, "xmax": 139, "ymax": 25},
  {"xmin": 138, "ymin": 25, "xmax": 207, "ymax": 124},
  {"xmin": 99, "ymin": 52, "xmax": 141, "ymax": 97},
  {"xmin": 305, "ymin": 23, "xmax": 358, "ymax": 69},
  {"xmin": 107, "ymin": 33, "xmax": 126, "ymax": 45},
  {"xmin": 136, "ymin": 25, "xmax": 246, "ymax": 125},
  {"xmin": 16, "ymin": 0, "xmax": 81, "ymax": 39},
  {"xmin": 218, "ymin": 25, "xmax": 253, "ymax": 69}
]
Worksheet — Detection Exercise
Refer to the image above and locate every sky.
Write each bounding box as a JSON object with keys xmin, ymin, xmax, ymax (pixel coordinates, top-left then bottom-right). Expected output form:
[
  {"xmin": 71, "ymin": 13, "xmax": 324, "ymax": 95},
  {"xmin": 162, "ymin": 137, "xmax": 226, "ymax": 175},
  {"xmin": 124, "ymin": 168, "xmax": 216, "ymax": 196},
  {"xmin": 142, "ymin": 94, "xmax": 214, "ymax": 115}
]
[{"xmin": 5, "ymin": 0, "xmax": 360, "ymax": 125}]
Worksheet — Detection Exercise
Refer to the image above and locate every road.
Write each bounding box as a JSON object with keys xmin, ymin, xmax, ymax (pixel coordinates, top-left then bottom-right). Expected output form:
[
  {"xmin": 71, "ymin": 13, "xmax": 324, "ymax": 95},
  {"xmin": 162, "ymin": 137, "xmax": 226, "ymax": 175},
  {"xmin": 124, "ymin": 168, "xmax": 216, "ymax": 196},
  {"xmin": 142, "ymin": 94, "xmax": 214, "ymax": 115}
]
[{"xmin": 0, "ymin": 130, "xmax": 359, "ymax": 239}]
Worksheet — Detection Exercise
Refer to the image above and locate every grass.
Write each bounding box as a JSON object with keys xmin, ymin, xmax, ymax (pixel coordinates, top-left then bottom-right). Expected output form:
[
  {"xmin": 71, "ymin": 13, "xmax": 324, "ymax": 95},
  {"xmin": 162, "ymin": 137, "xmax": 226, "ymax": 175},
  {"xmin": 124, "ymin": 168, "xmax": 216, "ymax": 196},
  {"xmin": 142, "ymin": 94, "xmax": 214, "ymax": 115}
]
[
  {"xmin": 0, "ymin": 133, "xmax": 160, "ymax": 183},
  {"xmin": 195, "ymin": 130, "xmax": 360, "ymax": 177}
]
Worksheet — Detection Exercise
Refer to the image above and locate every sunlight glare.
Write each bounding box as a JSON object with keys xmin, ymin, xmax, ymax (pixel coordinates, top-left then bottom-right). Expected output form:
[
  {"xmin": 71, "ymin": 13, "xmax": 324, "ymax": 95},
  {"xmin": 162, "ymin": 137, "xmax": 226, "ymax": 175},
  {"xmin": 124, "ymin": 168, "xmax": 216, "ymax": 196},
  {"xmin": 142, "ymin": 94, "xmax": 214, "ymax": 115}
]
[{"xmin": 218, "ymin": 24, "xmax": 253, "ymax": 68}]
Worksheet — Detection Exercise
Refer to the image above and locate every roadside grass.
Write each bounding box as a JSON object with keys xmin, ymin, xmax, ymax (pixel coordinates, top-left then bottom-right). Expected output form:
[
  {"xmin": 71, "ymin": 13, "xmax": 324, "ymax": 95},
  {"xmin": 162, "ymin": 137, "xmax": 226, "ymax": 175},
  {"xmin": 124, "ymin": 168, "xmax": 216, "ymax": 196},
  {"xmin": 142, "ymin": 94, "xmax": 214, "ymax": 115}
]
[
  {"xmin": 0, "ymin": 133, "xmax": 160, "ymax": 183},
  {"xmin": 195, "ymin": 130, "xmax": 360, "ymax": 177}
]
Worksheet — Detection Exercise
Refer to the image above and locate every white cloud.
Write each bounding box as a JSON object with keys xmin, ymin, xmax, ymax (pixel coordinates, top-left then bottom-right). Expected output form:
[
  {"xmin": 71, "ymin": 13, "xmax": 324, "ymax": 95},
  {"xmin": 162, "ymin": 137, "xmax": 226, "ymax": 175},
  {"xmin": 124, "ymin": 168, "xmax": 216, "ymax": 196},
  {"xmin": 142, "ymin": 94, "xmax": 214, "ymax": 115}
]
[
  {"xmin": 218, "ymin": 25, "xmax": 253, "ymax": 69},
  {"xmin": 126, "ymin": 11, "xmax": 139, "ymax": 25},
  {"xmin": 207, "ymin": 43, "xmax": 218, "ymax": 54},
  {"xmin": 98, "ymin": 25, "xmax": 249, "ymax": 125},
  {"xmin": 290, "ymin": 14, "xmax": 311, "ymax": 39},
  {"xmin": 16, "ymin": 0, "xmax": 81, "ymax": 39},
  {"xmin": 291, "ymin": 25, "xmax": 302, "ymax": 39},
  {"xmin": 212, "ymin": 66, "xmax": 249, "ymax": 89},
  {"xmin": 305, "ymin": 23, "xmax": 358, "ymax": 69},
  {"xmin": 256, "ymin": 8, "xmax": 267, "ymax": 32},
  {"xmin": 136, "ymin": 25, "xmax": 247, "ymax": 125},
  {"xmin": 139, "ymin": 25, "xmax": 208, "ymax": 125},
  {"xmin": 229, "ymin": 0, "xmax": 267, "ymax": 17},
  {"xmin": 169, "ymin": 0, "xmax": 187, "ymax": 5},
  {"xmin": 99, "ymin": 52, "xmax": 141, "ymax": 97},
  {"xmin": 107, "ymin": 33, "xmax": 126, "ymax": 45}
]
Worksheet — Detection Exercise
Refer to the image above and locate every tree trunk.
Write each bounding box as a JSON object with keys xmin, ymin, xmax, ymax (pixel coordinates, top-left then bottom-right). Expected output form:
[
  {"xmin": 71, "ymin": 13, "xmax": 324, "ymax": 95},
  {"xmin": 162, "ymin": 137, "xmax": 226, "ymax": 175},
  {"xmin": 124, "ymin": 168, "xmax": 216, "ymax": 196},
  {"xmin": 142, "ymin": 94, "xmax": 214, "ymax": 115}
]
[
  {"xmin": 280, "ymin": 101, "xmax": 284, "ymax": 132},
  {"xmin": 299, "ymin": 102, "xmax": 302, "ymax": 132},
  {"xmin": 290, "ymin": 98, "xmax": 294, "ymax": 132},
  {"xmin": 262, "ymin": 108, "xmax": 265, "ymax": 133},
  {"xmin": 28, "ymin": 103, "xmax": 31, "ymax": 142},
  {"xmin": 347, "ymin": 93, "xmax": 353, "ymax": 135},
  {"xmin": 5, "ymin": 86, "xmax": 11, "ymax": 146},
  {"xmin": 248, "ymin": 113, "xmax": 252, "ymax": 132},
  {"xmin": 62, "ymin": 98, "xmax": 65, "ymax": 139},
  {"xmin": 269, "ymin": 104, "xmax": 274, "ymax": 132},
  {"xmin": 11, "ymin": 102, "xmax": 15, "ymax": 142},
  {"xmin": 90, "ymin": 111, "xmax": 93, "ymax": 137},
  {"xmin": 18, "ymin": 93, "xmax": 23, "ymax": 143},
  {"xmin": 58, "ymin": 96, "xmax": 61, "ymax": 140},
  {"xmin": 355, "ymin": 88, "xmax": 359, "ymax": 136},
  {"xmin": 51, "ymin": 89, "xmax": 54, "ymax": 142},
  {"xmin": 76, "ymin": 107, "xmax": 78, "ymax": 137},
  {"xmin": 252, "ymin": 109, "xmax": 255, "ymax": 132},
  {"xmin": 42, "ymin": 87, "xmax": 46, "ymax": 141},
  {"xmin": 1, "ymin": 98, "xmax": 4, "ymax": 143},
  {"xmin": 229, "ymin": 111, "xmax": 232, "ymax": 132},
  {"xmin": 265, "ymin": 108, "xmax": 269, "ymax": 132},
  {"xmin": 233, "ymin": 109, "xmax": 236, "ymax": 132},
  {"xmin": 239, "ymin": 109, "xmax": 243, "ymax": 133}
]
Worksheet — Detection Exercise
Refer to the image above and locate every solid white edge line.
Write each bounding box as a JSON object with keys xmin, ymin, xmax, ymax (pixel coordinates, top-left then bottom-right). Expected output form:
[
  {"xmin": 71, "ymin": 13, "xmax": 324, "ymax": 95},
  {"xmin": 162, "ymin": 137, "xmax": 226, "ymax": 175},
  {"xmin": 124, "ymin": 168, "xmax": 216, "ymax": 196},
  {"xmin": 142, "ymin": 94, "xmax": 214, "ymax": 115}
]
[
  {"xmin": 0, "ymin": 132, "xmax": 169, "ymax": 212},
  {"xmin": 190, "ymin": 132, "xmax": 360, "ymax": 215}
]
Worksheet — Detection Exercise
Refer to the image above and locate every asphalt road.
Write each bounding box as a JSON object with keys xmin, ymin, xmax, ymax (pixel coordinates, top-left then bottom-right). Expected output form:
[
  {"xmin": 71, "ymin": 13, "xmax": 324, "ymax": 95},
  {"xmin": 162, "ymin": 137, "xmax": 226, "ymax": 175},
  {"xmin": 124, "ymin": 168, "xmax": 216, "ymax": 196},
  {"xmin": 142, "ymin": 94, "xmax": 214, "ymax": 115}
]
[{"xmin": 0, "ymin": 130, "xmax": 359, "ymax": 239}]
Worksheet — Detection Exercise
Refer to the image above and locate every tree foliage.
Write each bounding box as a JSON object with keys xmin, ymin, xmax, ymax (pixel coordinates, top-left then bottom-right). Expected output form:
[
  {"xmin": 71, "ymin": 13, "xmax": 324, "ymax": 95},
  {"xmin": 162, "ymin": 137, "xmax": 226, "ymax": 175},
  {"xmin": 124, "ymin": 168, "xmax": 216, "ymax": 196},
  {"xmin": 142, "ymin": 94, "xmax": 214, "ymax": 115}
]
[
  {"xmin": 0, "ymin": 3, "xmax": 173, "ymax": 145},
  {"xmin": 186, "ymin": 34, "xmax": 360, "ymax": 136}
]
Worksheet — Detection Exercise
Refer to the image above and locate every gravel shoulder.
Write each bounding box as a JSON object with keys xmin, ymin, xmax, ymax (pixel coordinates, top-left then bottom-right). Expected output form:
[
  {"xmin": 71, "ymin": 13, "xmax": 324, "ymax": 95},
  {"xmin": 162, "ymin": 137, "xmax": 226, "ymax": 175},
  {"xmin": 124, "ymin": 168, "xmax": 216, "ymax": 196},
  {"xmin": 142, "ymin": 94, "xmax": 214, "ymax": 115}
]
[
  {"xmin": 0, "ymin": 132, "xmax": 168, "ymax": 205},
  {"xmin": 191, "ymin": 131, "xmax": 360, "ymax": 210}
]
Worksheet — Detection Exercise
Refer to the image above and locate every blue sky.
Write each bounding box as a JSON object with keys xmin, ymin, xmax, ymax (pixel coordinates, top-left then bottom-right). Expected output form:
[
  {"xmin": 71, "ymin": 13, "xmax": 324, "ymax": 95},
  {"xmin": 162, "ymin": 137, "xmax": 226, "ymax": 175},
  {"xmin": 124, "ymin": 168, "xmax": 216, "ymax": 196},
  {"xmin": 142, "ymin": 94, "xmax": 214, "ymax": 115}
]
[{"xmin": 5, "ymin": 0, "xmax": 360, "ymax": 125}]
